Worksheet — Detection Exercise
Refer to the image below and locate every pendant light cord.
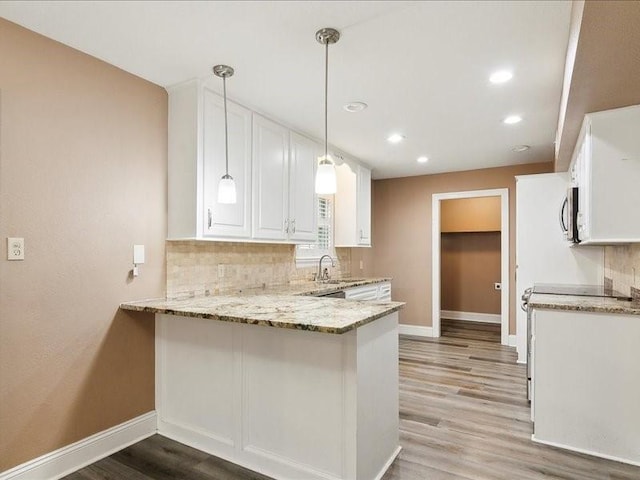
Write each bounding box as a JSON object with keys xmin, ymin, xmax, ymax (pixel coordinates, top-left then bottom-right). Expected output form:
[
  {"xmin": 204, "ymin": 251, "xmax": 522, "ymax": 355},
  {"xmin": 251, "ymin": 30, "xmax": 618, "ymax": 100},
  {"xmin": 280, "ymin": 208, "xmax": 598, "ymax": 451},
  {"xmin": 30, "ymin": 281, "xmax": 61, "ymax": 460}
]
[
  {"xmin": 324, "ymin": 40, "xmax": 328, "ymax": 161},
  {"xmin": 223, "ymin": 74, "xmax": 230, "ymax": 176}
]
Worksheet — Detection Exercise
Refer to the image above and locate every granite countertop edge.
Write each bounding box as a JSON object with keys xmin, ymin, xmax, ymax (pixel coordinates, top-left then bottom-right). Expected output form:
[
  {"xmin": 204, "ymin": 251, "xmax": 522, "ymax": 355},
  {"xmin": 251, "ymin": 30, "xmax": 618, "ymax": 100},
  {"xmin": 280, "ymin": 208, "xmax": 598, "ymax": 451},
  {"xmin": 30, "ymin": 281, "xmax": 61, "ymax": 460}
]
[
  {"xmin": 120, "ymin": 278, "xmax": 404, "ymax": 334},
  {"xmin": 529, "ymin": 293, "xmax": 640, "ymax": 316},
  {"xmin": 120, "ymin": 301, "xmax": 404, "ymax": 334}
]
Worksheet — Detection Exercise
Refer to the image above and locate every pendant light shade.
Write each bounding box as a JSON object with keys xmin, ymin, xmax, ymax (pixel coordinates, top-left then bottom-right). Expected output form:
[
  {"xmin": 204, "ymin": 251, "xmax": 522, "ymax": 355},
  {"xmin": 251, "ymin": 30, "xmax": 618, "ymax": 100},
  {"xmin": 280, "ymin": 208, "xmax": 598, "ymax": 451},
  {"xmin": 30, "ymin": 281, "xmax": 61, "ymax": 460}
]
[
  {"xmin": 315, "ymin": 155, "xmax": 337, "ymax": 194},
  {"xmin": 213, "ymin": 64, "xmax": 237, "ymax": 204},
  {"xmin": 315, "ymin": 28, "xmax": 340, "ymax": 195},
  {"xmin": 218, "ymin": 174, "xmax": 237, "ymax": 204}
]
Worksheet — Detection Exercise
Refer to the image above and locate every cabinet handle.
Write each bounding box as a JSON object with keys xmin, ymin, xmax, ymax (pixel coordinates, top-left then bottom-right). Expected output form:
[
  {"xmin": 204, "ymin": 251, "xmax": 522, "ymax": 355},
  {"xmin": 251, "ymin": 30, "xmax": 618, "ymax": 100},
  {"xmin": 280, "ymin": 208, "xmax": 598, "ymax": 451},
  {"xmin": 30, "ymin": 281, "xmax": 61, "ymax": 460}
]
[
  {"xmin": 359, "ymin": 229, "xmax": 363, "ymax": 240},
  {"xmin": 291, "ymin": 219, "xmax": 296, "ymax": 234},
  {"xmin": 208, "ymin": 208, "xmax": 212, "ymax": 229},
  {"xmin": 284, "ymin": 219, "xmax": 289, "ymax": 234}
]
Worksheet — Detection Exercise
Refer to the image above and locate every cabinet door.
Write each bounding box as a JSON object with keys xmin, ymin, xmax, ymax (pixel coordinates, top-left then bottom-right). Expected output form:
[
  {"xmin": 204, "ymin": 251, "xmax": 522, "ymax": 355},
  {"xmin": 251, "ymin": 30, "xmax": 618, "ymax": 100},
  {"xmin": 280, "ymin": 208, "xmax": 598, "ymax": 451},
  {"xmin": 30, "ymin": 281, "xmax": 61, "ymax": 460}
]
[
  {"xmin": 344, "ymin": 284, "xmax": 379, "ymax": 301},
  {"xmin": 589, "ymin": 107, "xmax": 640, "ymax": 242},
  {"xmin": 252, "ymin": 114, "xmax": 289, "ymax": 240},
  {"xmin": 356, "ymin": 165, "xmax": 372, "ymax": 245},
  {"xmin": 288, "ymin": 132, "xmax": 319, "ymax": 242},
  {"xmin": 202, "ymin": 89, "xmax": 252, "ymax": 238},
  {"xmin": 576, "ymin": 124, "xmax": 591, "ymax": 241}
]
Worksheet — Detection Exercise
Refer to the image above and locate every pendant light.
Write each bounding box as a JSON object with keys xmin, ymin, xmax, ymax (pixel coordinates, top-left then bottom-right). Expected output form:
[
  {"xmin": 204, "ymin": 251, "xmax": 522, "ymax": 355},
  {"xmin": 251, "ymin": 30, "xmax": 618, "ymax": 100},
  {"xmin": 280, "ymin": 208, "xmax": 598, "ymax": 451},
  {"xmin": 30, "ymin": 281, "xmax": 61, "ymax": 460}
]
[
  {"xmin": 213, "ymin": 64, "xmax": 237, "ymax": 204},
  {"xmin": 315, "ymin": 28, "xmax": 340, "ymax": 195}
]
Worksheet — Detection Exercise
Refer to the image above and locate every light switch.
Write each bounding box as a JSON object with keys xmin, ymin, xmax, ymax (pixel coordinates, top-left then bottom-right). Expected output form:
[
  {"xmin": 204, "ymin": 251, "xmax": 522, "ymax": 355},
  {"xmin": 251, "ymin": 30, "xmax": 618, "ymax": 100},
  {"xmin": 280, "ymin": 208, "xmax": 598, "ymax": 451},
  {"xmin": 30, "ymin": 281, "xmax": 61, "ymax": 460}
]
[
  {"xmin": 133, "ymin": 245, "xmax": 145, "ymax": 265},
  {"xmin": 7, "ymin": 237, "xmax": 24, "ymax": 261}
]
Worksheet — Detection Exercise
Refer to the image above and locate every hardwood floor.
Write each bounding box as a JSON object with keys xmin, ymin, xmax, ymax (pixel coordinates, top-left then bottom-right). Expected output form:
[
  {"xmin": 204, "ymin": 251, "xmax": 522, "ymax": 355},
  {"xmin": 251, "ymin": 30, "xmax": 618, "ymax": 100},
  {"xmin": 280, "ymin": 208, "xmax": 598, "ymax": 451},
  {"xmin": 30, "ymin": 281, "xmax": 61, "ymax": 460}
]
[
  {"xmin": 384, "ymin": 318, "xmax": 640, "ymax": 480},
  {"xmin": 64, "ymin": 319, "xmax": 640, "ymax": 480},
  {"xmin": 63, "ymin": 434, "xmax": 272, "ymax": 480}
]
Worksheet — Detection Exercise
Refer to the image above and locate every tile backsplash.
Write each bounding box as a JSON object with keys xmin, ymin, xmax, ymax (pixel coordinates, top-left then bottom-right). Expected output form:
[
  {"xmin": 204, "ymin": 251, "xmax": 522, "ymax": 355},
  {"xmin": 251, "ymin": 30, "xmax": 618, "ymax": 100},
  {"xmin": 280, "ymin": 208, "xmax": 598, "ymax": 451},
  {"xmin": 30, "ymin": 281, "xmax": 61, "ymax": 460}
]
[
  {"xmin": 604, "ymin": 244, "xmax": 640, "ymax": 300},
  {"xmin": 166, "ymin": 240, "xmax": 353, "ymax": 298}
]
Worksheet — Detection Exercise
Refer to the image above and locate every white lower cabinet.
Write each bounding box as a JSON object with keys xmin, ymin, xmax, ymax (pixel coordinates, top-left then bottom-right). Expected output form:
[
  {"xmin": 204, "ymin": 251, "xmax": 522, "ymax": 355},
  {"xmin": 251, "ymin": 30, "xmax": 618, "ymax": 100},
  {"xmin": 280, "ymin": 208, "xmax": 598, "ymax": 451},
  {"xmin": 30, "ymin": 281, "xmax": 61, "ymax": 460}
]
[
  {"xmin": 344, "ymin": 282, "xmax": 391, "ymax": 301},
  {"xmin": 531, "ymin": 308, "xmax": 640, "ymax": 465},
  {"xmin": 156, "ymin": 312, "xmax": 400, "ymax": 480}
]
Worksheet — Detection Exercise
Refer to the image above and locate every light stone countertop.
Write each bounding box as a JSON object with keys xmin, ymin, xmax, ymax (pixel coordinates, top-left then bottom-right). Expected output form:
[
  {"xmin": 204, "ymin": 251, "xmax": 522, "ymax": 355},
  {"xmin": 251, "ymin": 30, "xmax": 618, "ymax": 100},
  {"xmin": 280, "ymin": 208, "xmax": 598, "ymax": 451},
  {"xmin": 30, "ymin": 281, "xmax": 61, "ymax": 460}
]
[
  {"xmin": 529, "ymin": 293, "xmax": 640, "ymax": 316},
  {"xmin": 120, "ymin": 278, "xmax": 404, "ymax": 334},
  {"xmin": 200, "ymin": 277, "xmax": 393, "ymax": 298}
]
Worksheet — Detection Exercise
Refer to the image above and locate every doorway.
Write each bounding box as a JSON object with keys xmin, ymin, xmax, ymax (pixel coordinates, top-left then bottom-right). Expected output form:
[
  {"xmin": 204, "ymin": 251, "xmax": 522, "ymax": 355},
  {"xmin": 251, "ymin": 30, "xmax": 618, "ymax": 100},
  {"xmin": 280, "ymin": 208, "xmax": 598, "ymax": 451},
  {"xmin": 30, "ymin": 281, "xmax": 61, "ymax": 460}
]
[{"xmin": 432, "ymin": 189, "xmax": 509, "ymax": 345}]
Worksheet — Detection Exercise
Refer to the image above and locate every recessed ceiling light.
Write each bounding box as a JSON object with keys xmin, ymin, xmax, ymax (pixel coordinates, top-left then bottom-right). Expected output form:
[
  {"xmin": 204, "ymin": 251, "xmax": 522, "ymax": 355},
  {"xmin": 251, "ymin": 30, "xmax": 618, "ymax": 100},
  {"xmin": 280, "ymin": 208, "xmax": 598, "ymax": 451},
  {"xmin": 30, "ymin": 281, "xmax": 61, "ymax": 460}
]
[
  {"xmin": 512, "ymin": 145, "xmax": 530, "ymax": 152},
  {"xmin": 503, "ymin": 115, "xmax": 522, "ymax": 125},
  {"xmin": 387, "ymin": 133, "xmax": 405, "ymax": 144},
  {"xmin": 417, "ymin": 156, "xmax": 429, "ymax": 163},
  {"xmin": 343, "ymin": 101, "xmax": 368, "ymax": 113},
  {"xmin": 490, "ymin": 70, "xmax": 513, "ymax": 84}
]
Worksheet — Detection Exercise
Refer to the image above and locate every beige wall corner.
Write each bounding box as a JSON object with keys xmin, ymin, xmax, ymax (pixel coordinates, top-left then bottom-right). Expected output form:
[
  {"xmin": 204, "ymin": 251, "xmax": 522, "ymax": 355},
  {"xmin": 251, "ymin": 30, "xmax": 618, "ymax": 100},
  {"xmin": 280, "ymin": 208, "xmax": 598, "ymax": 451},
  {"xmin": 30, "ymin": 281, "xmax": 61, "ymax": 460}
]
[
  {"xmin": 0, "ymin": 18, "xmax": 167, "ymax": 471},
  {"xmin": 370, "ymin": 162, "xmax": 553, "ymax": 333},
  {"xmin": 555, "ymin": 0, "xmax": 640, "ymax": 171}
]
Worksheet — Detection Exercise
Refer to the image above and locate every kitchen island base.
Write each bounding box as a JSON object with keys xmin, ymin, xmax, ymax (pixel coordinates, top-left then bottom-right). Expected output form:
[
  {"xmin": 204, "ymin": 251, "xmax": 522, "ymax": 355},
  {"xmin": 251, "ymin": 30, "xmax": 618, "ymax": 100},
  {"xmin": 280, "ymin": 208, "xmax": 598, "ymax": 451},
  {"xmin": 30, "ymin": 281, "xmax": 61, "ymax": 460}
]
[{"xmin": 155, "ymin": 312, "xmax": 400, "ymax": 480}]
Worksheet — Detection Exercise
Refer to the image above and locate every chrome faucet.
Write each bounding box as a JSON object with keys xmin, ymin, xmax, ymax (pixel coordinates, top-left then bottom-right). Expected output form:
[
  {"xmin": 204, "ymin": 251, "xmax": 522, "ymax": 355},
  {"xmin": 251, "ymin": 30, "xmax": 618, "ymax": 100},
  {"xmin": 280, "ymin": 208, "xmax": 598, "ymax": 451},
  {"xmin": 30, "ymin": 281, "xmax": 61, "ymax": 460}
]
[{"xmin": 316, "ymin": 254, "xmax": 335, "ymax": 281}]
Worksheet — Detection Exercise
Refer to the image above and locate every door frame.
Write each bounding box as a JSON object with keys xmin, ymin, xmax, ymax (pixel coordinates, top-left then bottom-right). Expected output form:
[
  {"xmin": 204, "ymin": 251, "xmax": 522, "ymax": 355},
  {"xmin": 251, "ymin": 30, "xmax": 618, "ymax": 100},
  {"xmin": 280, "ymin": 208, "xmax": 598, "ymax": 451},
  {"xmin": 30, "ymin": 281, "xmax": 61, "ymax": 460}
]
[{"xmin": 431, "ymin": 188, "xmax": 510, "ymax": 345}]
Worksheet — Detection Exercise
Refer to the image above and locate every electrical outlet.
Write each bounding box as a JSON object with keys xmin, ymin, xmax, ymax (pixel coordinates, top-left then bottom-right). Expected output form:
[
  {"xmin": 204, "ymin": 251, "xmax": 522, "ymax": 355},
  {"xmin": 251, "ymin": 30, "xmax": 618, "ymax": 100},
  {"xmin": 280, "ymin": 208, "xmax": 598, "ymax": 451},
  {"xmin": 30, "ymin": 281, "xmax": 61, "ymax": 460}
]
[
  {"xmin": 7, "ymin": 237, "xmax": 24, "ymax": 260},
  {"xmin": 494, "ymin": 282, "xmax": 502, "ymax": 290},
  {"xmin": 359, "ymin": 260, "xmax": 364, "ymax": 270},
  {"xmin": 218, "ymin": 264, "xmax": 225, "ymax": 278}
]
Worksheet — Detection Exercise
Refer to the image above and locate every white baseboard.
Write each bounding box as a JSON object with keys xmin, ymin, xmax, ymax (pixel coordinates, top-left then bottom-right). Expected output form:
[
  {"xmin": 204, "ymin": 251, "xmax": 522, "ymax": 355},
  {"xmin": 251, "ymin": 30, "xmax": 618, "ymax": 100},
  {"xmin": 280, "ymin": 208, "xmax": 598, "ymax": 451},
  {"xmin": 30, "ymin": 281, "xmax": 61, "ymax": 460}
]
[
  {"xmin": 532, "ymin": 435, "xmax": 640, "ymax": 467},
  {"xmin": 441, "ymin": 310, "xmax": 501, "ymax": 324},
  {"xmin": 508, "ymin": 335, "xmax": 517, "ymax": 347},
  {"xmin": 0, "ymin": 412, "xmax": 157, "ymax": 480},
  {"xmin": 373, "ymin": 446, "xmax": 402, "ymax": 480},
  {"xmin": 398, "ymin": 324, "xmax": 433, "ymax": 337}
]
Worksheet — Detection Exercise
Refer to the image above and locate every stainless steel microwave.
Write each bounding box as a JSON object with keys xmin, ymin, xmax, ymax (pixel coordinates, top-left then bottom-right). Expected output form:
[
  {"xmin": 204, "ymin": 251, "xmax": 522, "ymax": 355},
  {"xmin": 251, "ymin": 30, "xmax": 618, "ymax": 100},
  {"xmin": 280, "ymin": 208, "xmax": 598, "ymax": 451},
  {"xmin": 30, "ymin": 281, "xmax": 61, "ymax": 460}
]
[{"xmin": 560, "ymin": 186, "xmax": 579, "ymax": 243}]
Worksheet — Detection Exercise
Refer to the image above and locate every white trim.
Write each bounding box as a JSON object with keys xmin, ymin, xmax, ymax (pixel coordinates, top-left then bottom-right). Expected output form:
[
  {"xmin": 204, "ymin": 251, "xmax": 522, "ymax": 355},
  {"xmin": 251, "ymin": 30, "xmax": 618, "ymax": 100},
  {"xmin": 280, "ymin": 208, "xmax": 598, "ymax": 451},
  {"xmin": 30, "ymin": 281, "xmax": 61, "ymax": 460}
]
[
  {"xmin": 440, "ymin": 310, "xmax": 501, "ymax": 324},
  {"xmin": 373, "ymin": 446, "xmax": 402, "ymax": 480},
  {"xmin": 432, "ymin": 188, "xmax": 510, "ymax": 345},
  {"xmin": 398, "ymin": 324, "xmax": 433, "ymax": 337},
  {"xmin": 531, "ymin": 435, "xmax": 640, "ymax": 468},
  {"xmin": 0, "ymin": 412, "xmax": 157, "ymax": 480},
  {"xmin": 508, "ymin": 335, "xmax": 518, "ymax": 347}
]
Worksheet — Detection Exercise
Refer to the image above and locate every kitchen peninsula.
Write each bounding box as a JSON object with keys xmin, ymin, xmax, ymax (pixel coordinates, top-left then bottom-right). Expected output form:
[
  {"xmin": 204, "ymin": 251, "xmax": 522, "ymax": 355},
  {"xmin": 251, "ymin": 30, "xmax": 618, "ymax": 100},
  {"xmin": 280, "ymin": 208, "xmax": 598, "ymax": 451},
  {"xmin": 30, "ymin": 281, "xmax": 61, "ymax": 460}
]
[{"xmin": 121, "ymin": 279, "xmax": 403, "ymax": 480}]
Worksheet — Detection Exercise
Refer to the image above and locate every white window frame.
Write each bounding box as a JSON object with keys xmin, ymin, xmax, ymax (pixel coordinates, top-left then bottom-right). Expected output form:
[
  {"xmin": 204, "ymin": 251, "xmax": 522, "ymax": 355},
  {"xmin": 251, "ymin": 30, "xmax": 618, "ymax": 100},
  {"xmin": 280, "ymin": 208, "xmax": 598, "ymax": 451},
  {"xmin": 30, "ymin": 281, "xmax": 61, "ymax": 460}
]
[{"xmin": 295, "ymin": 195, "xmax": 336, "ymax": 266}]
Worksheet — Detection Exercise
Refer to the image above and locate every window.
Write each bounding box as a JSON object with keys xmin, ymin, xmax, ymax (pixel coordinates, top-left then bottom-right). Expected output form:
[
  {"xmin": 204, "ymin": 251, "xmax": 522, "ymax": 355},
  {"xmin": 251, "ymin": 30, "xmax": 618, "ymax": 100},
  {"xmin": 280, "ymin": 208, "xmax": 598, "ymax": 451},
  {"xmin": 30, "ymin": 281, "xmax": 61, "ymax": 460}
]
[{"xmin": 296, "ymin": 196, "xmax": 334, "ymax": 264}]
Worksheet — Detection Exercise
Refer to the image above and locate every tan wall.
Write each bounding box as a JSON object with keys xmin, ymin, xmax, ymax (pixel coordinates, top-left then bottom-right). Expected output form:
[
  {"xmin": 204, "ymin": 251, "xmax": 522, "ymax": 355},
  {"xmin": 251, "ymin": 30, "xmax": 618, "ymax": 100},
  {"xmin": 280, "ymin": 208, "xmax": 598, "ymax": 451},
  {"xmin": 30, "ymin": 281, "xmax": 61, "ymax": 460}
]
[
  {"xmin": 441, "ymin": 197, "xmax": 501, "ymax": 232},
  {"xmin": 441, "ymin": 232, "xmax": 501, "ymax": 314},
  {"xmin": 370, "ymin": 162, "xmax": 553, "ymax": 333},
  {"xmin": 0, "ymin": 19, "xmax": 167, "ymax": 471},
  {"xmin": 556, "ymin": 0, "xmax": 640, "ymax": 170}
]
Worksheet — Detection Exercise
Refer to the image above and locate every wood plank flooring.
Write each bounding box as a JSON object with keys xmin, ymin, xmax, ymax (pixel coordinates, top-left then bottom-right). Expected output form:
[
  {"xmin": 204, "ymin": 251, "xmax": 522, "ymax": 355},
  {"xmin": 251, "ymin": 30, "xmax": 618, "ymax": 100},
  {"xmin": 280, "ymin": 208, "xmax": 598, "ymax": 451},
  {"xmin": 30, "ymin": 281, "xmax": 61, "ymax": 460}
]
[{"xmin": 64, "ymin": 319, "xmax": 640, "ymax": 480}]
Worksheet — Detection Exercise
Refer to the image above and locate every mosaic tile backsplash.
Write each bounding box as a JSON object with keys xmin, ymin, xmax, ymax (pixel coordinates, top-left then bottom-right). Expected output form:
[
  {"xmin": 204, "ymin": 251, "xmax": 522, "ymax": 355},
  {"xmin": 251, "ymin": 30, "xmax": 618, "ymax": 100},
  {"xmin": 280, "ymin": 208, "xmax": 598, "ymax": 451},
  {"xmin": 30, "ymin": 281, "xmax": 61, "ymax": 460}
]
[
  {"xmin": 605, "ymin": 244, "xmax": 640, "ymax": 300},
  {"xmin": 166, "ymin": 240, "xmax": 353, "ymax": 298}
]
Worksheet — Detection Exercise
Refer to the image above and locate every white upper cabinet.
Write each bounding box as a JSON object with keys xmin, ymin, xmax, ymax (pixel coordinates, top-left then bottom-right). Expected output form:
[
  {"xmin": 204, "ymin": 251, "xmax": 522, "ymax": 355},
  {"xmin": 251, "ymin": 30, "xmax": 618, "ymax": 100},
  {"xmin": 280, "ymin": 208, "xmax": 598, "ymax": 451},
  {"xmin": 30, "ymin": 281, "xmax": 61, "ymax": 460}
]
[
  {"xmin": 168, "ymin": 80, "xmax": 252, "ymax": 240},
  {"xmin": 168, "ymin": 80, "xmax": 201, "ymax": 239},
  {"xmin": 202, "ymin": 88, "xmax": 252, "ymax": 238},
  {"xmin": 252, "ymin": 116, "xmax": 319, "ymax": 242},
  {"xmin": 335, "ymin": 160, "xmax": 372, "ymax": 247},
  {"xmin": 288, "ymin": 132, "xmax": 319, "ymax": 242},
  {"xmin": 571, "ymin": 104, "xmax": 640, "ymax": 244},
  {"xmin": 168, "ymin": 78, "xmax": 360, "ymax": 245},
  {"xmin": 356, "ymin": 165, "xmax": 372, "ymax": 245},
  {"xmin": 252, "ymin": 114, "xmax": 289, "ymax": 240}
]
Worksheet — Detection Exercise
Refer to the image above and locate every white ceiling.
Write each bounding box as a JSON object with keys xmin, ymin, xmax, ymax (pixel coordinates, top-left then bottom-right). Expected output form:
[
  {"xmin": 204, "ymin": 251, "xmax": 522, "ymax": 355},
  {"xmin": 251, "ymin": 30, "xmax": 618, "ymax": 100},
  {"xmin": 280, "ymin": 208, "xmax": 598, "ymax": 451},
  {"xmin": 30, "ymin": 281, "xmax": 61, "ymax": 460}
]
[{"xmin": 0, "ymin": 1, "xmax": 572, "ymax": 179}]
